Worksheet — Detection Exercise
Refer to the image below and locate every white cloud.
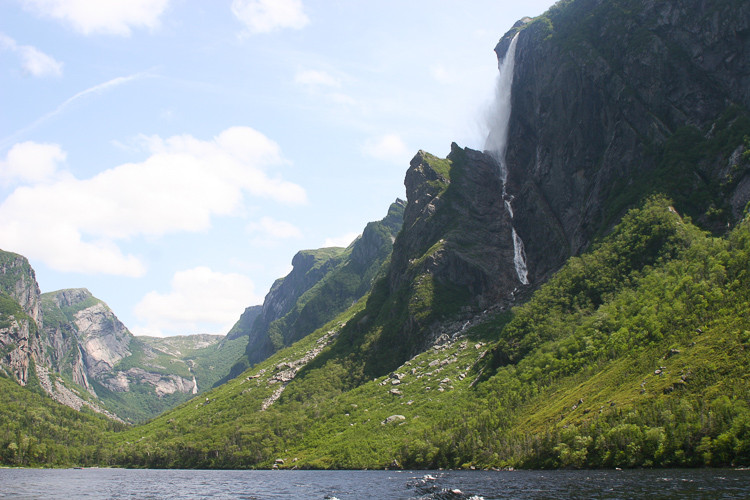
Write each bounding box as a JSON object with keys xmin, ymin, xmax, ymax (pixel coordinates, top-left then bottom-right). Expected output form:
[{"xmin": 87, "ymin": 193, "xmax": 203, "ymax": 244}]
[
  {"xmin": 0, "ymin": 33, "xmax": 63, "ymax": 77},
  {"xmin": 133, "ymin": 267, "xmax": 262, "ymax": 336},
  {"xmin": 0, "ymin": 128, "xmax": 306, "ymax": 276},
  {"xmin": 21, "ymin": 0, "xmax": 171, "ymax": 36},
  {"xmin": 232, "ymin": 0, "xmax": 309, "ymax": 34},
  {"xmin": 247, "ymin": 216, "xmax": 303, "ymax": 244},
  {"xmin": 323, "ymin": 232, "xmax": 360, "ymax": 248},
  {"xmin": 0, "ymin": 141, "xmax": 67, "ymax": 184},
  {"xmin": 362, "ymin": 133, "xmax": 411, "ymax": 165},
  {"xmin": 294, "ymin": 69, "xmax": 340, "ymax": 88}
]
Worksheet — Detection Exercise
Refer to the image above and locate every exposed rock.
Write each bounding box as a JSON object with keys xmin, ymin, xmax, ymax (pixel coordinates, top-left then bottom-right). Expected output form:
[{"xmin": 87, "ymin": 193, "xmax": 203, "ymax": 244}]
[
  {"xmin": 382, "ymin": 415, "xmax": 406, "ymax": 425},
  {"xmin": 260, "ymin": 330, "xmax": 338, "ymax": 410},
  {"xmin": 0, "ymin": 250, "xmax": 43, "ymax": 386},
  {"xmin": 504, "ymin": 0, "xmax": 750, "ymax": 280},
  {"xmin": 232, "ymin": 200, "xmax": 405, "ymax": 373}
]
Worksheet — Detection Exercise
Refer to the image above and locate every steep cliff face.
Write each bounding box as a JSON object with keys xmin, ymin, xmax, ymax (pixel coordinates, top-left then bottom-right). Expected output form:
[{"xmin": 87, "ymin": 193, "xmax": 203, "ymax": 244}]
[
  {"xmin": 344, "ymin": 148, "xmax": 526, "ymax": 375},
  {"xmin": 225, "ymin": 305, "xmax": 262, "ymax": 341},
  {"xmin": 0, "ymin": 250, "xmax": 43, "ymax": 386},
  {"xmin": 230, "ymin": 200, "xmax": 406, "ymax": 373},
  {"xmin": 41, "ymin": 289, "xmax": 204, "ymax": 422},
  {"xmin": 500, "ymin": 0, "xmax": 750, "ymax": 283},
  {"xmin": 335, "ymin": 0, "xmax": 750, "ymax": 377},
  {"xmin": 244, "ymin": 247, "xmax": 349, "ymax": 364}
]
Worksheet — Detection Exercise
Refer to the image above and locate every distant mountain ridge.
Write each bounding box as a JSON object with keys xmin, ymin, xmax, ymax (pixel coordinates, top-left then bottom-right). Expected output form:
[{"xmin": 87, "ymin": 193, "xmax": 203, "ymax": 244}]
[{"xmin": 0, "ymin": 261, "xmax": 247, "ymax": 422}]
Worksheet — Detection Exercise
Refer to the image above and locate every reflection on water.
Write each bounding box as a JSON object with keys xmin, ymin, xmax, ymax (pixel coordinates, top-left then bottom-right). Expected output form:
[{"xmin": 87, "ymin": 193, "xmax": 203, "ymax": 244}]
[{"xmin": 0, "ymin": 468, "xmax": 748, "ymax": 499}]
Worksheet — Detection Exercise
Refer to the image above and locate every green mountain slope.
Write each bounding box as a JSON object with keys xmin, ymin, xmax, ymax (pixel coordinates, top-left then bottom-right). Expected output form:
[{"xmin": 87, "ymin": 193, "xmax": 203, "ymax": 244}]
[
  {"xmin": 105, "ymin": 198, "xmax": 750, "ymax": 469},
  {"xmin": 224, "ymin": 200, "xmax": 405, "ymax": 380},
  {"xmin": 0, "ymin": 375, "xmax": 125, "ymax": 467}
]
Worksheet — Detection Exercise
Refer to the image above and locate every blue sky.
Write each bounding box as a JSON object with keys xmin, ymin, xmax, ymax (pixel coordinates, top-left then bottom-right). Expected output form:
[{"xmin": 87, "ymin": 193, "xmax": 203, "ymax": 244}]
[{"xmin": 0, "ymin": 0, "xmax": 555, "ymax": 337}]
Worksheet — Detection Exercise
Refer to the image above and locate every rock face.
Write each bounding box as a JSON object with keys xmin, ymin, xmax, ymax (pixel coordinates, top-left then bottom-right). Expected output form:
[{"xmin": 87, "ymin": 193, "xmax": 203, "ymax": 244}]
[
  {"xmin": 225, "ymin": 305, "xmax": 262, "ymax": 341},
  {"xmin": 347, "ymin": 148, "xmax": 525, "ymax": 375},
  {"xmin": 42, "ymin": 289, "xmax": 198, "ymax": 406},
  {"xmin": 0, "ymin": 256, "xmax": 242, "ymax": 422},
  {"xmin": 229, "ymin": 199, "xmax": 405, "ymax": 374},
  {"xmin": 501, "ymin": 0, "xmax": 750, "ymax": 283},
  {"xmin": 56, "ymin": 290, "xmax": 132, "ymax": 377},
  {"xmin": 390, "ymin": 147, "xmax": 521, "ymax": 309},
  {"xmin": 0, "ymin": 250, "xmax": 43, "ymax": 386},
  {"xmin": 340, "ymin": 0, "xmax": 750, "ymax": 378}
]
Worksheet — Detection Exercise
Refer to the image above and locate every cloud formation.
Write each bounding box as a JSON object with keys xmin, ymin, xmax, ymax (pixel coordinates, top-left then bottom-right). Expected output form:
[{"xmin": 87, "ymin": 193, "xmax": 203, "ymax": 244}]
[
  {"xmin": 134, "ymin": 266, "xmax": 261, "ymax": 336},
  {"xmin": 362, "ymin": 133, "xmax": 411, "ymax": 165},
  {"xmin": 247, "ymin": 216, "xmax": 303, "ymax": 246},
  {"xmin": 0, "ymin": 33, "xmax": 63, "ymax": 77},
  {"xmin": 20, "ymin": 0, "xmax": 170, "ymax": 36},
  {"xmin": 0, "ymin": 127, "xmax": 306, "ymax": 276},
  {"xmin": 0, "ymin": 141, "xmax": 67, "ymax": 185},
  {"xmin": 232, "ymin": 0, "xmax": 309, "ymax": 34}
]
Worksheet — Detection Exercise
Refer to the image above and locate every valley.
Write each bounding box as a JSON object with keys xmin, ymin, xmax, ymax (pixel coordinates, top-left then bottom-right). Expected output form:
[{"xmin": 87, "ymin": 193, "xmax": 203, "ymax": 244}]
[{"xmin": 1, "ymin": 0, "xmax": 749, "ymax": 470}]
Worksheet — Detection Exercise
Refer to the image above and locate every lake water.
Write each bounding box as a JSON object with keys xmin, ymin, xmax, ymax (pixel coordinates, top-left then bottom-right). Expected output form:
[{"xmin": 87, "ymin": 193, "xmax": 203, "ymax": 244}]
[{"xmin": 0, "ymin": 468, "xmax": 748, "ymax": 499}]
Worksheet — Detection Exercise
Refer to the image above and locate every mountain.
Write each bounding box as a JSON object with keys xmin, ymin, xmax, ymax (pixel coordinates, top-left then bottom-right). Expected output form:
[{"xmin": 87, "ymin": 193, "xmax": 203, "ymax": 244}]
[
  {"xmin": 0, "ymin": 260, "xmax": 247, "ymax": 423},
  {"xmin": 103, "ymin": 0, "xmax": 750, "ymax": 469},
  {"xmin": 109, "ymin": 198, "xmax": 750, "ymax": 469},
  {"xmin": 502, "ymin": 0, "xmax": 750, "ymax": 282},
  {"xmin": 223, "ymin": 199, "xmax": 405, "ymax": 380},
  {"xmin": 2, "ymin": 0, "xmax": 750, "ymax": 469},
  {"xmin": 0, "ymin": 250, "xmax": 43, "ymax": 386}
]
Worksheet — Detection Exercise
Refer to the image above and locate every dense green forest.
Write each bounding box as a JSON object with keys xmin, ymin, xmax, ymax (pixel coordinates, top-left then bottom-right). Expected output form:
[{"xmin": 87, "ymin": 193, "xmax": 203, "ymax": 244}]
[{"xmin": 0, "ymin": 375, "xmax": 125, "ymax": 467}]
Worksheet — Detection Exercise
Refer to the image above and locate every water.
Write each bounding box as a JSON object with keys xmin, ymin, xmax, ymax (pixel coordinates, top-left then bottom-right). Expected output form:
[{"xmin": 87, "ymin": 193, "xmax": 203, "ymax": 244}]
[
  {"xmin": 485, "ymin": 33, "xmax": 520, "ymax": 172},
  {"xmin": 483, "ymin": 33, "xmax": 530, "ymax": 287},
  {"xmin": 511, "ymin": 228, "xmax": 529, "ymax": 286},
  {"xmin": 0, "ymin": 468, "xmax": 748, "ymax": 499}
]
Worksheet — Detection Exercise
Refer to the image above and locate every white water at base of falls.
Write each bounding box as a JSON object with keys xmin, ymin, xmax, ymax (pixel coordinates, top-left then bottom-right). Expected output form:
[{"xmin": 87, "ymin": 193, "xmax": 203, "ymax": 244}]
[{"xmin": 484, "ymin": 32, "xmax": 530, "ymax": 286}]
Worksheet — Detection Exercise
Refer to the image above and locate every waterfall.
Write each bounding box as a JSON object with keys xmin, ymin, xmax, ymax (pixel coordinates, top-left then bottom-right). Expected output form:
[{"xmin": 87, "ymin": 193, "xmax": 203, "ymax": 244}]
[
  {"xmin": 512, "ymin": 228, "xmax": 529, "ymax": 285},
  {"xmin": 484, "ymin": 32, "xmax": 529, "ymax": 286}
]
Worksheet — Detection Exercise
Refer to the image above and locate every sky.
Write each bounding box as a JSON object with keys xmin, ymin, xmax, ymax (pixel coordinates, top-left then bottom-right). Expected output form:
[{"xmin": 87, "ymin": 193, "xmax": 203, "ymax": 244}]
[{"xmin": 0, "ymin": 0, "xmax": 555, "ymax": 337}]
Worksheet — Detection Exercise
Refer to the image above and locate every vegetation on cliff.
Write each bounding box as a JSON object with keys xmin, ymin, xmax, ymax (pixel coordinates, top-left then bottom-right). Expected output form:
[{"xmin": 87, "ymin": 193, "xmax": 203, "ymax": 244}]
[{"xmin": 93, "ymin": 198, "xmax": 749, "ymax": 469}]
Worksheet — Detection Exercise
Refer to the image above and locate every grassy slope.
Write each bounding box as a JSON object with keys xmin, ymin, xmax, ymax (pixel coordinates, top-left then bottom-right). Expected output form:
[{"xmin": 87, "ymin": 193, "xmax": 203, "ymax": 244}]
[{"xmin": 106, "ymin": 197, "xmax": 750, "ymax": 469}]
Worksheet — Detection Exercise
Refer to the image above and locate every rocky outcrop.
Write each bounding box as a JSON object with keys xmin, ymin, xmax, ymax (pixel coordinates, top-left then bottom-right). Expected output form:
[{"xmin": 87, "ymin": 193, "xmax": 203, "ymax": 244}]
[
  {"xmin": 243, "ymin": 247, "xmax": 348, "ymax": 365},
  {"xmin": 502, "ymin": 0, "xmax": 750, "ymax": 282},
  {"xmin": 337, "ymin": 0, "xmax": 750, "ymax": 379},
  {"xmin": 98, "ymin": 367, "xmax": 195, "ymax": 397},
  {"xmin": 0, "ymin": 250, "xmax": 43, "ymax": 386},
  {"xmin": 229, "ymin": 199, "xmax": 405, "ymax": 375},
  {"xmin": 349, "ymin": 148, "xmax": 524, "ymax": 374},
  {"xmin": 390, "ymin": 147, "xmax": 521, "ymax": 308},
  {"xmin": 41, "ymin": 289, "xmax": 199, "ymax": 421},
  {"xmin": 42, "ymin": 289, "xmax": 132, "ymax": 377},
  {"xmin": 1, "ymin": 256, "xmax": 246, "ymax": 422},
  {"xmin": 225, "ymin": 305, "xmax": 262, "ymax": 341}
]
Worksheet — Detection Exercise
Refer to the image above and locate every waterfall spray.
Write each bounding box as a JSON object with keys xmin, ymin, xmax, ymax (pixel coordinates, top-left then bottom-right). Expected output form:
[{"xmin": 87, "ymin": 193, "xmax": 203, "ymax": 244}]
[{"xmin": 484, "ymin": 32, "xmax": 529, "ymax": 286}]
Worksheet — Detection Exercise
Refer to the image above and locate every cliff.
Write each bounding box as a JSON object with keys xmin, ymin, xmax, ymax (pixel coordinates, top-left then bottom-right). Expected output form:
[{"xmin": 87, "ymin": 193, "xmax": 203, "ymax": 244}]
[
  {"xmin": 502, "ymin": 0, "xmax": 750, "ymax": 283},
  {"xmin": 0, "ymin": 250, "xmax": 42, "ymax": 385},
  {"xmin": 227, "ymin": 199, "xmax": 405, "ymax": 376}
]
